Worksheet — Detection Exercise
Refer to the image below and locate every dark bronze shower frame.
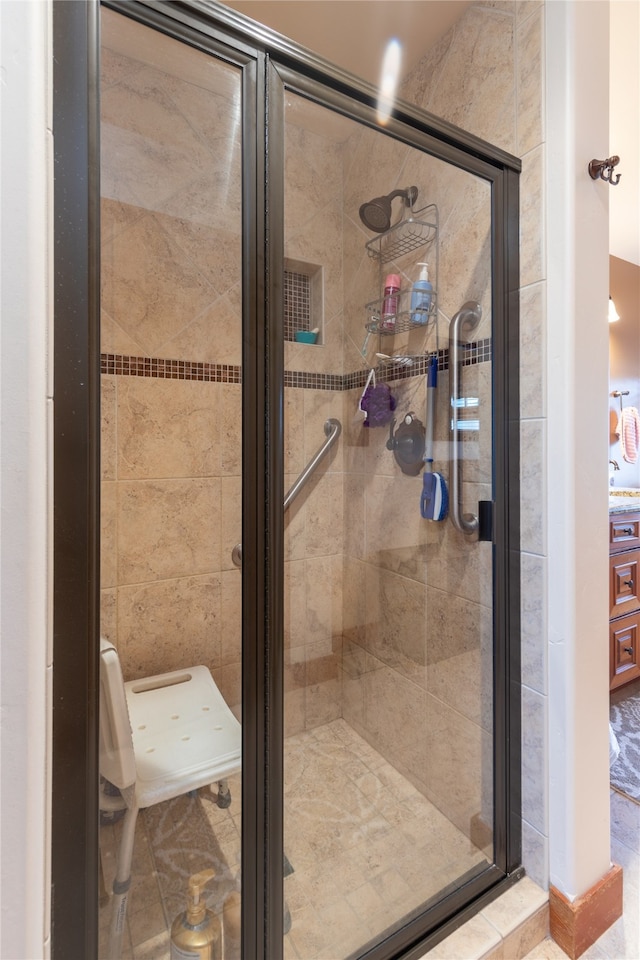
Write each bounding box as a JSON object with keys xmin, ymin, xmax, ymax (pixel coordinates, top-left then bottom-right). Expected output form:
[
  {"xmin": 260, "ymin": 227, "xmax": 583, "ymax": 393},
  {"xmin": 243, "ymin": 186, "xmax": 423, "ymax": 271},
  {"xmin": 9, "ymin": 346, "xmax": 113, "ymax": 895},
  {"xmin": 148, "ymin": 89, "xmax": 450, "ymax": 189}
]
[{"xmin": 51, "ymin": 1, "xmax": 521, "ymax": 958}]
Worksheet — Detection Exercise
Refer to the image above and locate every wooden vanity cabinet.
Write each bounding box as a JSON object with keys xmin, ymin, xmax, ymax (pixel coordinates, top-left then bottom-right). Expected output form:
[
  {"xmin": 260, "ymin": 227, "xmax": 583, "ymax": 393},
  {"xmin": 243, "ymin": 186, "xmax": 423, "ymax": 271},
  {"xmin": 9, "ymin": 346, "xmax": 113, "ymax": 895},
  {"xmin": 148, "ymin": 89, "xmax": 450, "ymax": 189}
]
[{"xmin": 609, "ymin": 511, "xmax": 640, "ymax": 690}]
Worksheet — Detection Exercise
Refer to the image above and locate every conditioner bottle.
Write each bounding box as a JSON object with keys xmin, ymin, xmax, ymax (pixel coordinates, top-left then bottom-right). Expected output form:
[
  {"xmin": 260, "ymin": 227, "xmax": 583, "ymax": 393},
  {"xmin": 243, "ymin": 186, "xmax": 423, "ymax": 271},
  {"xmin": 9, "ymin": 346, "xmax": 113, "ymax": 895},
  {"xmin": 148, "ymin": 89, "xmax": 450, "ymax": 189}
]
[{"xmin": 410, "ymin": 262, "xmax": 433, "ymax": 325}]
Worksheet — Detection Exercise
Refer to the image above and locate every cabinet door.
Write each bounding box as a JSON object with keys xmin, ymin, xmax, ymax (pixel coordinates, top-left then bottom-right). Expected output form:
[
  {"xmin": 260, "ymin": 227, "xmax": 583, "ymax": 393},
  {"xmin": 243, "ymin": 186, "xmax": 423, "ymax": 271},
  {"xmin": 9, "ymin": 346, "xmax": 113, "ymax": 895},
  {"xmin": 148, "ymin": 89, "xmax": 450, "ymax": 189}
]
[
  {"xmin": 610, "ymin": 612, "xmax": 640, "ymax": 690},
  {"xmin": 609, "ymin": 550, "xmax": 640, "ymax": 618}
]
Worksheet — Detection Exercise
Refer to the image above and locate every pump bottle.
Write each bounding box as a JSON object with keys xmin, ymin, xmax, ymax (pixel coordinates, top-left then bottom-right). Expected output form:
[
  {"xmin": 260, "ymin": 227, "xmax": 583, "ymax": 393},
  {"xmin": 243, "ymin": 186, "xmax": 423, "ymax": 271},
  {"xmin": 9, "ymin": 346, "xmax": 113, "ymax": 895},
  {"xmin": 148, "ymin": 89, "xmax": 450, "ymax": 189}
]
[
  {"xmin": 410, "ymin": 262, "xmax": 433, "ymax": 324},
  {"xmin": 170, "ymin": 869, "xmax": 221, "ymax": 960}
]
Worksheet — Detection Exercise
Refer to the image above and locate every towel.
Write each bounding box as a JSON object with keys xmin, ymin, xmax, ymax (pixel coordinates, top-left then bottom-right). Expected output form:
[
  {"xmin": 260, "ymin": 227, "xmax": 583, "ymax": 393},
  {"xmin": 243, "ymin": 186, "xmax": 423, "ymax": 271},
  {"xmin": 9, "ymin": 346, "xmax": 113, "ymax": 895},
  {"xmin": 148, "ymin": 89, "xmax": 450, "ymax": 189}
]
[{"xmin": 616, "ymin": 406, "xmax": 640, "ymax": 463}]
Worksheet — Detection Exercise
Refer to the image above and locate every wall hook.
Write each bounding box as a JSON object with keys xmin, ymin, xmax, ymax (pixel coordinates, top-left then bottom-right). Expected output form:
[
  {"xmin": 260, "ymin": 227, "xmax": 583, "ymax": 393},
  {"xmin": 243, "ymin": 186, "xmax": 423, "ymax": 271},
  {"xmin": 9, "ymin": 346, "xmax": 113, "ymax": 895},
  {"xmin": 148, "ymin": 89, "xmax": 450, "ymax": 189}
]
[
  {"xmin": 588, "ymin": 155, "xmax": 621, "ymax": 185},
  {"xmin": 612, "ymin": 389, "xmax": 630, "ymax": 412}
]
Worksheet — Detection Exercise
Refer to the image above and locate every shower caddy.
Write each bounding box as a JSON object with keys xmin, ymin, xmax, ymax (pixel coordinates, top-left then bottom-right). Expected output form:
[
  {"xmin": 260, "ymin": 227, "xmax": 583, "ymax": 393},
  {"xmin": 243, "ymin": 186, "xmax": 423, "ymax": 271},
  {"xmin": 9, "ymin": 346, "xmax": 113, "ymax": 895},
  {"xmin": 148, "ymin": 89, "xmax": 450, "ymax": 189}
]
[{"xmin": 364, "ymin": 202, "xmax": 439, "ymax": 337}]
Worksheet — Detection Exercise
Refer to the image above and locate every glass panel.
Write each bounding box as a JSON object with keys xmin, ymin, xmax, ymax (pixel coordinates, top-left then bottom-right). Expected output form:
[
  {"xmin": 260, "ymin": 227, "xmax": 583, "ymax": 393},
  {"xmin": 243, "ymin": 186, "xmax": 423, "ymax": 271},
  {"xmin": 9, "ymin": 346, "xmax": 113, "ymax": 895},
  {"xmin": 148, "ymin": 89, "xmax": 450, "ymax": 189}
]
[
  {"xmin": 282, "ymin": 92, "xmax": 494, "ymax": 958},
  {"xmin": 98, "ymin": 10, "xmax": 243, "ymax": 958}
]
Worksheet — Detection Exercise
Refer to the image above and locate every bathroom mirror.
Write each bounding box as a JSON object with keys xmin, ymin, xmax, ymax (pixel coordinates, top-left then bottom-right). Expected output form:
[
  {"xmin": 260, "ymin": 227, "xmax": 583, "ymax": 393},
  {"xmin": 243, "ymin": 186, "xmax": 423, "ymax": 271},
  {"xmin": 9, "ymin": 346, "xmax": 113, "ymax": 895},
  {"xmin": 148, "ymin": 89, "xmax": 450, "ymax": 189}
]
[{"xmin": 609, "ymin": 255, "xmax": 640, "ymax": 489}]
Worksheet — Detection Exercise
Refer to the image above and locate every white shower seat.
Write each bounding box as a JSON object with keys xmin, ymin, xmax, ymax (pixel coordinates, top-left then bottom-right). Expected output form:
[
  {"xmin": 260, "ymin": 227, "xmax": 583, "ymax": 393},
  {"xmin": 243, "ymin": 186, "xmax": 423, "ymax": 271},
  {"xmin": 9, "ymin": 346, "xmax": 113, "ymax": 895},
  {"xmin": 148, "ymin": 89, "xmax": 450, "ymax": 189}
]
[{"xmin": 99, "ymin": 638, "xmax": 241, "ymax": 959}]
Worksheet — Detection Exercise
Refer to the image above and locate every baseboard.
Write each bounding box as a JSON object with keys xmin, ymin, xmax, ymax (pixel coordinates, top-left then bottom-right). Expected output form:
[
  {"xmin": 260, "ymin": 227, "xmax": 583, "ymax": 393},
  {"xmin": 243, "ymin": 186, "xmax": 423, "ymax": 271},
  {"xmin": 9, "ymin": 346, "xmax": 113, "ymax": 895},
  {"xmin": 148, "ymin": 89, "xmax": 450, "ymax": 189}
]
[{"xmin": 549, "ymin": 863, "xmax": 623, "ymax": 959}]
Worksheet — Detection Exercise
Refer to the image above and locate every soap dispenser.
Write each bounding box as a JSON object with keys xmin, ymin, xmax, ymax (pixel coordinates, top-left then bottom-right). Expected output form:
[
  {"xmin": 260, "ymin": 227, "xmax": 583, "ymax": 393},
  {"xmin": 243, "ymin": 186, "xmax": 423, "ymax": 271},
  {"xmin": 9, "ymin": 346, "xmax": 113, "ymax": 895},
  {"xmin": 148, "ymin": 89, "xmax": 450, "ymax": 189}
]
[
  {"xmin": 170, "ymin": 868, "xmax": 221, "ymax": 959},
  {"xmin": 410, "ymin": 262, "xmax": 433, "ymax": 325}
]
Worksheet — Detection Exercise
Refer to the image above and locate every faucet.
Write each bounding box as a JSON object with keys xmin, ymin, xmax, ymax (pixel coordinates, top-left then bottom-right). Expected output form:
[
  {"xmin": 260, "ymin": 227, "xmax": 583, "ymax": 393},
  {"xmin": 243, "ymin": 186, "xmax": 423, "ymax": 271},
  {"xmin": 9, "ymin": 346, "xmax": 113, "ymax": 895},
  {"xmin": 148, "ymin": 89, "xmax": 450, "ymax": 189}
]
[{"xmin": 610, "ymin": 459, "xmax": 620, "ymax": 471}]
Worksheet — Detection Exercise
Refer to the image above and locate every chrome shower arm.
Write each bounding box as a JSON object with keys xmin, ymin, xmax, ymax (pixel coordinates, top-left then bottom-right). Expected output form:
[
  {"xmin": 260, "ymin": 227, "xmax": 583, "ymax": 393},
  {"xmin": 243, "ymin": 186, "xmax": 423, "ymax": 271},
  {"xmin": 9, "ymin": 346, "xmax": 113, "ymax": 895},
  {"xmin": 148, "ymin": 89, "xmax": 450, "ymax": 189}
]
[
  {"xmin": 231, "ymin": 418, "xmax": 342, "ymax": 567},
  {"xmin": 449, "ymin": 302, "xmax": 482, "ymax": 536}
]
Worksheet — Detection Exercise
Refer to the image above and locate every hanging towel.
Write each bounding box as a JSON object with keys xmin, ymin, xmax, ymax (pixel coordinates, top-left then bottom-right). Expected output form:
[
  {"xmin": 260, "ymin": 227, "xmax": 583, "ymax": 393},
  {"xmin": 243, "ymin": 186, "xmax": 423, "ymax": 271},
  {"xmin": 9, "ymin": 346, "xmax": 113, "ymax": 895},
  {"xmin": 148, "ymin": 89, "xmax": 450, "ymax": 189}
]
[{"xmin": 616, "ymin": 406, "xmax": 640, "ymax": 463}]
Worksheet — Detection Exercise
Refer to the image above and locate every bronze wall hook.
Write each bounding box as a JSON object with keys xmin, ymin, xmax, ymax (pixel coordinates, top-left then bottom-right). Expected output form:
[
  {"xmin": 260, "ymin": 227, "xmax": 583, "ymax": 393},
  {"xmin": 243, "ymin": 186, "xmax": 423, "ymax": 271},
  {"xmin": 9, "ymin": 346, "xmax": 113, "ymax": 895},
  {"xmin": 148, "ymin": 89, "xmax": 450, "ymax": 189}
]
[{"xmin": 588, "ymin": 155, "xmax": 621, "ymax": 185}]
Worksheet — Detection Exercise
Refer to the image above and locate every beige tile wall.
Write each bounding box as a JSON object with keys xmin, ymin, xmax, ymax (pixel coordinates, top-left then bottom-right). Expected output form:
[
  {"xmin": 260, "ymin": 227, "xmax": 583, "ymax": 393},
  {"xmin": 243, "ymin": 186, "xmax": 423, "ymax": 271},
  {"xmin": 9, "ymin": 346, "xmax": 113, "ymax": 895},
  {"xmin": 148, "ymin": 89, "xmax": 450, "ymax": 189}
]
[
  {"xmin": 283, "ymin": 99, "xmax": 348, "ymax": 733},
  {"xmin": 100, "ymin": 35, "xmax": 243, "ymax": 710},
  {"xmin": 100, "ymin": 0, "xmax": 546, "ymax": 879},
  {"xmin": 396, "ymin": 0, "xmax": 548, "ymax": 882},
  {"xmin": 339, "ymin": 124, "xmax": 494, "ymax": 840},
  {"xmin": 337, "ymin": 0, "xmax": 546, "ymax": 858}
]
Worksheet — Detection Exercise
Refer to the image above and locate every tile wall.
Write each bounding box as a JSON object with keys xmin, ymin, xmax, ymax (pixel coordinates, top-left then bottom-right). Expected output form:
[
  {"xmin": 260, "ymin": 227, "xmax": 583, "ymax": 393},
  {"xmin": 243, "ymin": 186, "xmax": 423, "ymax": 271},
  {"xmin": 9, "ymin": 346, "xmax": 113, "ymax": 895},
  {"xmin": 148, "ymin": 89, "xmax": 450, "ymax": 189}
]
[
  {"xmin": 395, "ymin": 0, "xmax": 548, "ymax": 884},
  {"xmin": 100, "ymin": 0, "xmax": 547, "ymax": 883},
  {"xmin": 338, "ymin": 133, "xmax": 494, "ymax": 838},
  {"xmin": 282, "ymin": 101, "xmax": 348, "ymax": 734},
  {"xmin": 99, "ymin": 21, "xmax": 244, "ymax": 711}
]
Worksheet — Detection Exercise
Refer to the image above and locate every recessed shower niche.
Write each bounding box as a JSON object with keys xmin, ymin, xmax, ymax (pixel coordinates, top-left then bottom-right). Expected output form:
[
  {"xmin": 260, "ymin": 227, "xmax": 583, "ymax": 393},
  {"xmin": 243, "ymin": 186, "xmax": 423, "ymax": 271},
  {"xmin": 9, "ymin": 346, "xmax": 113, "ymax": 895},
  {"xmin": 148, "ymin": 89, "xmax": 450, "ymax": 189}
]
[
  {"xmin": 77, "ymin": 3, "xmax": 521, "ymax": 959},
  {"xmin": 284, "ymin": 259, "xmax": 323, "ymax": 343}
]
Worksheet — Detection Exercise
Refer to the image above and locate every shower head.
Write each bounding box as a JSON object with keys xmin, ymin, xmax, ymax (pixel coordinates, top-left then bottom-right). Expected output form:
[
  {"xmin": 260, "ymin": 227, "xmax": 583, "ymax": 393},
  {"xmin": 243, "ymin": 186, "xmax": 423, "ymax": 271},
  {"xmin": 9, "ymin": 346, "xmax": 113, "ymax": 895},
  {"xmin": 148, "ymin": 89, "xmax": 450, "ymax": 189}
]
[{"xmin": 359, "ymin": 186, "xmax": 418, "ymax": 233}]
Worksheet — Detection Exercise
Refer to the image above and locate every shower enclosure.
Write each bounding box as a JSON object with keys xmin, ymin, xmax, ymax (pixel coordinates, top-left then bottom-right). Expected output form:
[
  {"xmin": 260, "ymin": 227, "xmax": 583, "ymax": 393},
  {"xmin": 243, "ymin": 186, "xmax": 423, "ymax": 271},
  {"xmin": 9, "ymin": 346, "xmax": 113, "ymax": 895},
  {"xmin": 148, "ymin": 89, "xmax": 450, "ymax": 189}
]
[{"xmin": 52, "ymin": 2, "xmax": 521, "ymax": 958}]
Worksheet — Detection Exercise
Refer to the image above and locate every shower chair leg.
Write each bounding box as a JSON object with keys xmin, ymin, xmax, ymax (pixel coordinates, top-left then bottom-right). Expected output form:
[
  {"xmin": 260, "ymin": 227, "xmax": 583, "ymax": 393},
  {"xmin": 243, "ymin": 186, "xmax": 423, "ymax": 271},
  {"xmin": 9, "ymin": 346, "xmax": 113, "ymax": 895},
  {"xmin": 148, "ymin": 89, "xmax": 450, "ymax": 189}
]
[{"xmin": 214, "ymin": 779, "xmax": 232, "ymax": 808}]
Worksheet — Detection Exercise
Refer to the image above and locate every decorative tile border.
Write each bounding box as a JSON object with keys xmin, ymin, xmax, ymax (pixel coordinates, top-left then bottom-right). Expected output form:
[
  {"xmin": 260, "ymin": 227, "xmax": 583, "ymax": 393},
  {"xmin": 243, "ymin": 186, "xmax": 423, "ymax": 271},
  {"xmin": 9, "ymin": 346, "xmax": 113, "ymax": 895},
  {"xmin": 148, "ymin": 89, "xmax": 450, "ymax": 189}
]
[
  {"xmin": 100, "ymin": 339, "xmax": 491, "ymax": 391},
  {"xmin": 100, "ymin": 354, "xmax": 241, "ymax": 382},
  {"xmin": 344, "ymin": 338, "xmax": 492, "ymax": 389}
]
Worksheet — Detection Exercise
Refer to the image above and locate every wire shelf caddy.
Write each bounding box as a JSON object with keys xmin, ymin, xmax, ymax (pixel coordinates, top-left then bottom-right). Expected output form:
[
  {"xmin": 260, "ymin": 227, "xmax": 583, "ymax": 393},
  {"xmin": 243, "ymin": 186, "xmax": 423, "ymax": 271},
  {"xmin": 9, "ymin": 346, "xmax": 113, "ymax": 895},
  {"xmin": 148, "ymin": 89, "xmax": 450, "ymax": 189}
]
[{"xmin": 364, "ymin": 203, "xmax": 438, "ymax": 265}]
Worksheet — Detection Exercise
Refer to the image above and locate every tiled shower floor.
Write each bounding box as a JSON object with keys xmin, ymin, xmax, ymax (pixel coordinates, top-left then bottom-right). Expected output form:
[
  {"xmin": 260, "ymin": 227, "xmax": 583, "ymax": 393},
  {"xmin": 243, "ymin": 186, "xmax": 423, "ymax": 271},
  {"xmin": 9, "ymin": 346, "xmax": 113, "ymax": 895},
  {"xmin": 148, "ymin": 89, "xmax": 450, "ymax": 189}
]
[{"xmin": 99, "ymin": 719, "xmax": 489, "ymax": 959}]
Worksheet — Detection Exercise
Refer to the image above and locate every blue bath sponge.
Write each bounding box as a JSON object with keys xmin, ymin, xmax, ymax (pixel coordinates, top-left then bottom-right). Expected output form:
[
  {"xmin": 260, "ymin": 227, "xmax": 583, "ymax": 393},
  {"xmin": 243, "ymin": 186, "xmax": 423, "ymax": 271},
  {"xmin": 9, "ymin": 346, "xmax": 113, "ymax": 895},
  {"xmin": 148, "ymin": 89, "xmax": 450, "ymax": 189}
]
[{"xmin": 420, "ymin": 471, "xmax": 448, "ymax": 521}]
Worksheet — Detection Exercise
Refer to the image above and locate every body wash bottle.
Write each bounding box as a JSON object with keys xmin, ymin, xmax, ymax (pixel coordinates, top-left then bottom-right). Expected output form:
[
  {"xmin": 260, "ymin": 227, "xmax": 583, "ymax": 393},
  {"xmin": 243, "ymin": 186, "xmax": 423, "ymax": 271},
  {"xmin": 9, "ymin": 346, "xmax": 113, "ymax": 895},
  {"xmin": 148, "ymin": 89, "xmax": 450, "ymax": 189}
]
[
  {"xmin": 410, "ymin": 262, "xmax": 433, "ymax": 325},
  {"xmin": 381, "ymin": 273, "xmax": 401, "ymax": 331}
]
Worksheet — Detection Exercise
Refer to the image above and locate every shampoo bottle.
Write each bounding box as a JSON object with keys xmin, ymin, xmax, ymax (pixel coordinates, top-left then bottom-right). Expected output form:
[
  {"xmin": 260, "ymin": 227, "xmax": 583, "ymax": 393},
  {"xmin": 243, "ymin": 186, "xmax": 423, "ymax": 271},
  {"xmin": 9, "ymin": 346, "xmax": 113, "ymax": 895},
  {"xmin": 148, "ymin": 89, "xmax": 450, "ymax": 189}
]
[
  {"xmin": 410, "ymin": 262, "xmax": 433, "ymax": 325},
  {"xmin": 170, "ymin": 869, "xmax": 221, "ymax": 960}
]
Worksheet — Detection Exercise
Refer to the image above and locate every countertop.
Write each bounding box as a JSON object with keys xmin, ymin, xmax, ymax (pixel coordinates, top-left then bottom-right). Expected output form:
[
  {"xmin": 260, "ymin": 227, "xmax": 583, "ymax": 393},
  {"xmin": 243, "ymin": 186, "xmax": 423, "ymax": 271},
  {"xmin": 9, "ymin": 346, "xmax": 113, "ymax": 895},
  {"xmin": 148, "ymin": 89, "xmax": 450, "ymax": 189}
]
[{"xmin": 609, "ymin": 489, "xmax": 640, "ymax": 514}]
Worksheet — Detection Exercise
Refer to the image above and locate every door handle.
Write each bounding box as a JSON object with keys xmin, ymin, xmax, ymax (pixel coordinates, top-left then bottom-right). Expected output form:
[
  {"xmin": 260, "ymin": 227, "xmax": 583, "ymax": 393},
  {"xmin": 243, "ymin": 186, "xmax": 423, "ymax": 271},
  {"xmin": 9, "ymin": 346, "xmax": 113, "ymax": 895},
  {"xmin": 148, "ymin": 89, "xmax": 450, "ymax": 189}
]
[
  {"xmin": 624, "ymin": 646, "xmax": 634, "ymax": 655},
  {"xmin": 449, "ymin": 301, "xmax": 482, "ymax": 536},
  {"xmin": 624, "ymin": 579, "xmax": 635, "ymax": 589}
]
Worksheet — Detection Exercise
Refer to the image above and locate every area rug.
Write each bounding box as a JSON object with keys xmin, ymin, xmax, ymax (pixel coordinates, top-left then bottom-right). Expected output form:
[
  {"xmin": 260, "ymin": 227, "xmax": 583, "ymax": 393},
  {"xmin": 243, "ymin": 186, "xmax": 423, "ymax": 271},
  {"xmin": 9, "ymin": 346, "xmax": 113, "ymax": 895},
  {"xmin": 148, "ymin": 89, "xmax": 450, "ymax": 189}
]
[{"xmin": 610, "ymin": 693, "xmax": 640, "ymax": 803}]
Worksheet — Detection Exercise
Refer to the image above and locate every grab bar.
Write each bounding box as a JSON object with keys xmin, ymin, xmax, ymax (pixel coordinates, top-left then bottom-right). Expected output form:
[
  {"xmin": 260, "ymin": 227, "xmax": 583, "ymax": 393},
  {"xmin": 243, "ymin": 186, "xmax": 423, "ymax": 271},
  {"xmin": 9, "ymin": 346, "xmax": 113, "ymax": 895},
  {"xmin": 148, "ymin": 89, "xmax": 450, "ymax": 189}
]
[
  {"xmin": 284, "ymin": 417, "xmax": 342, "ymax": 511},
  {"xmin": 231, "ymin": 417, "xmax": 342, "ymax": 566},
  {"xmin": 449, "ymin": 302, "xmax": 482, "ymax": 536}
]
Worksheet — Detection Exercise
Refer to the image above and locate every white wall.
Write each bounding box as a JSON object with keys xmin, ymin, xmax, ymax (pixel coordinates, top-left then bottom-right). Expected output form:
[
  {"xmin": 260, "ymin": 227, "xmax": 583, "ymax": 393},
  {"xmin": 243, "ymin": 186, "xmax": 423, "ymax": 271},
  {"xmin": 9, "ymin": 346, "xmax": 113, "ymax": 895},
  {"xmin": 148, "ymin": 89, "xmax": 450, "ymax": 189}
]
[
  {"xmin": 546, "ymin": 0, "xmax": 612, "ymax": 899},
  {"xmin": 0, "ymin": 2, "xmax": 52, "ymax": 957},
  {"xmin": 609, "ymin": 0, "xmax": 640, "ymax": 267}
]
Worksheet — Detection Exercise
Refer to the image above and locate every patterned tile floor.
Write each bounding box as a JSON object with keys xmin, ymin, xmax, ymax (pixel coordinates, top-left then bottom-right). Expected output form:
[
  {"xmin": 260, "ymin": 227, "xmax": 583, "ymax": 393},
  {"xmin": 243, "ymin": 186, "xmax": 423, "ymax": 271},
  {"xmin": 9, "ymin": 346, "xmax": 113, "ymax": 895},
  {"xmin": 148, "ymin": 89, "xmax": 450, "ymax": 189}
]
[{"xmin": 99, "ymin": 718, "xmax": 489, "ymax": 959}]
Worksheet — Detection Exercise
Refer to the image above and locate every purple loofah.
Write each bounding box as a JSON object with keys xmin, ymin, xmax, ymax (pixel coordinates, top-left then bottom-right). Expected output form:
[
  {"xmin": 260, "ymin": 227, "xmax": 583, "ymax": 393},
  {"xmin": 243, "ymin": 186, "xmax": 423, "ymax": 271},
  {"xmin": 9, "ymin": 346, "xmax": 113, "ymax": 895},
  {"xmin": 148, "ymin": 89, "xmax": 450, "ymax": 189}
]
[{"xmin": 360, "ymin": 382, "xmax": 397, "ymax": 427}]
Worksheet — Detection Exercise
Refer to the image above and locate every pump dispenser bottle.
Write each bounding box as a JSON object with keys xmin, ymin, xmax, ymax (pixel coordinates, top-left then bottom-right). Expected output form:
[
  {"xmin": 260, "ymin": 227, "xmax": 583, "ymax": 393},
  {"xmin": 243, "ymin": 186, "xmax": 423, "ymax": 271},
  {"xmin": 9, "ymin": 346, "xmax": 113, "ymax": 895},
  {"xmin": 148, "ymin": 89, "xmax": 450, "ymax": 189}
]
[
  {"xmin": 410, "ymin": 262, "xmax": 433, "ymax": 324},
  {"xmin": 170, "ymin": 869, "xmax": 221, "ymax": 960}
]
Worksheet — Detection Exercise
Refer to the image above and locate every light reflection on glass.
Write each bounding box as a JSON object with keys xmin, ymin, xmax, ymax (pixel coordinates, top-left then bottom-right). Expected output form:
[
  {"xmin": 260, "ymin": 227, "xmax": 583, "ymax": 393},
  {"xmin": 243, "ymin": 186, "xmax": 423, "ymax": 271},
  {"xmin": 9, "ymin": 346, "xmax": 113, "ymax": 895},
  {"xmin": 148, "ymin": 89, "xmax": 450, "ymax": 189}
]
[{"xmin": 376, "ymin": 38, "xmax": 402, "ymax": 125}]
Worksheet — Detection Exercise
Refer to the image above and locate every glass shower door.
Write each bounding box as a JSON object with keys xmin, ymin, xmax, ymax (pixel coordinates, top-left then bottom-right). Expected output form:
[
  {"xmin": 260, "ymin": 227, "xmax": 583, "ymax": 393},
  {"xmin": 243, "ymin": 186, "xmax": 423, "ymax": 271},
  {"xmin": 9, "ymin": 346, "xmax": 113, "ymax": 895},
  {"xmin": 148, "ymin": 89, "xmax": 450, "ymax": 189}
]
[
  {"xmin": 98, "ymin": 9, "xmax": 244, "ymax": 957},
  {"xmin": 282, "ymin": 89, "xmax": 495, "ymax": 959}
]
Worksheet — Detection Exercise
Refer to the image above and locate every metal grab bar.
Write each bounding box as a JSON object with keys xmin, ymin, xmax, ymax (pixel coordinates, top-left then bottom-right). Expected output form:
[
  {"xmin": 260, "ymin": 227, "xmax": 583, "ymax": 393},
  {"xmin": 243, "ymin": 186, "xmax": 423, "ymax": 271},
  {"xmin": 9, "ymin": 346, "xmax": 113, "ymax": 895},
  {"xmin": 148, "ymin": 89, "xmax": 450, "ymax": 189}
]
[
  {"xmin": 231, "ymin": 418, "xmax": 342, "ymax": 566},
  {"xmin": 284, "ymin": 417, "xmax": 342, "ymax": 511},
  {"xmin": 449, "ymin": 302, "xmax": 482, "ymax": 536}
]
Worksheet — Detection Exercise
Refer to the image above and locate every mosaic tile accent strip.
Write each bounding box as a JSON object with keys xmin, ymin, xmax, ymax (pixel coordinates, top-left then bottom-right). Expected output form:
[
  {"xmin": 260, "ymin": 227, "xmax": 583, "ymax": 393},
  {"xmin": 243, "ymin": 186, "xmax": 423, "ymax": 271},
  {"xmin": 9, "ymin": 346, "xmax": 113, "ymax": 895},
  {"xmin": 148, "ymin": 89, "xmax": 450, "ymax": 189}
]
[
  {"xmin": 461, "ymin": 337, "xmax": 492, "ymax": 366},
  {"xmin": 101, "ymin": 354, "xmax": 241, "ymax": 383},
  {"xmin": 101, "ymin": 339, "xmax": 491, "ymax": 390},
  {"xmin": 284, "ymin": 270, "xmax": 311, "ymax": 342}
]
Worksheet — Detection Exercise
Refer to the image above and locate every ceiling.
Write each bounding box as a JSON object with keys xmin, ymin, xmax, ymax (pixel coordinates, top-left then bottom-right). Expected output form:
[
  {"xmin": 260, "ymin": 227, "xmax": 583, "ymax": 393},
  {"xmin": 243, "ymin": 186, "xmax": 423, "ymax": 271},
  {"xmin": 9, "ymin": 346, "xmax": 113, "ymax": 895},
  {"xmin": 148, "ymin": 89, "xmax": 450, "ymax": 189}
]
[{"xmin": 222, "ymin": 1, "xmax": 472, "ymax": 86}]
